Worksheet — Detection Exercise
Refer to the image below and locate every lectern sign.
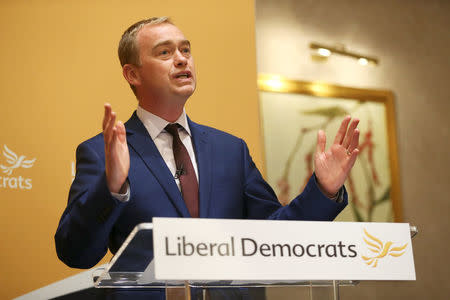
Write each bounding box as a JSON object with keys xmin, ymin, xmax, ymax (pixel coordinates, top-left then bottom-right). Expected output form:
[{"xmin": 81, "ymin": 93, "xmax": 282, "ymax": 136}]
[{"xmin": 153, "ymin": 218, "xmax": 415, "ymax": 281}]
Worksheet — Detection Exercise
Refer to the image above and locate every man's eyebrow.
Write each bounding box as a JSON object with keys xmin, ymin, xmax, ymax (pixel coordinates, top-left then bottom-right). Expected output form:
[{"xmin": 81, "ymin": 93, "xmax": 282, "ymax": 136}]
[
  {"xmin": 153, "ymin": 39, "xmax": 191, "ymax": 50},
  {"xmin": 179, "ymin": 40, "xmax": 191, "ymax": 47}
]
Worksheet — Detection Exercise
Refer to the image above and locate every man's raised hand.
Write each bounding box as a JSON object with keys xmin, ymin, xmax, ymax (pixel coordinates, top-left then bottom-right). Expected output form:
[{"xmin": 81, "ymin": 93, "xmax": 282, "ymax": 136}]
[
  {"xmin": 103, "ymin": 103, "xmax": 130, "ymax": 193},
  {"xmin": 314, "ymin": 116, "xmax": 360, "ymax": 198}
]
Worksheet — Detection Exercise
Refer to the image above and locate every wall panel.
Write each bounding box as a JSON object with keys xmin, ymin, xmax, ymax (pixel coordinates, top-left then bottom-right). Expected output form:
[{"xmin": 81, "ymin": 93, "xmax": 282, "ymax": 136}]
[{"xmin": 0, "ymin": 1, "xmax": 259, "ymax": 298}]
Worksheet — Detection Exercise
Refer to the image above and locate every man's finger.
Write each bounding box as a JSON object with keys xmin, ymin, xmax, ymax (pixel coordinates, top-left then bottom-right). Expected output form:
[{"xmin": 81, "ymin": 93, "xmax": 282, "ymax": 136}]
[
  {"xmin": 104, "ymin": 112, "xmax": 116, "ymax": 145},
  {"xmin": 333, "ymin": 116, "xmax": 351, "ymax": 145},
  {"xmin": 348, "ymin": 129, "xmax": 360, "ymax": 153},
  {"xmin": 116, "ymin": 121, "xmax": 127, "ymax": 143},
  {"xmin": 342, "ymin": 118, "xmax": 359, "ymax": 148},
  {"xmin": 110, "ymin": 126, "xmax": 117, "ymax": 147},
  {"xmin": 316, "ymin": 130, "xmax": 326, "ymax": 154},
  {"xmin": 103, "ymin": 103, "xmax": 112, "ymax": 130}
]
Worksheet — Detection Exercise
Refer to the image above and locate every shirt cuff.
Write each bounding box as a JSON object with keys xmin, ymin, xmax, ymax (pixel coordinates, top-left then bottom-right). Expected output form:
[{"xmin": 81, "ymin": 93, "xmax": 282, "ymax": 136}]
[
  {"xmin": 111, "ymin": 180, "xmax": 130, "ymax": 202},
  {"xmin": 333, "ymin": 187, "xmax": 345, "ymax": 203}
]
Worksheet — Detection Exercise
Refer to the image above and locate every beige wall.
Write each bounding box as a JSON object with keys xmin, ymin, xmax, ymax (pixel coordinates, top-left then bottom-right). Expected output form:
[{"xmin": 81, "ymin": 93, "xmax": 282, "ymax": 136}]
[
  {"xmin": 256, "ymin": 0, "xmax": 450, "ymax": 299},
  {"xmin": 0, "ymin": 1, "xmax": 260, "ymax": 299}
]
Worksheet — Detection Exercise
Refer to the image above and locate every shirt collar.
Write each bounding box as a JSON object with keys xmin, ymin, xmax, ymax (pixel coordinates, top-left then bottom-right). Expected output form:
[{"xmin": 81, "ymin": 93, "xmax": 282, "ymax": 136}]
[{"xmin": 136, "ymin": 105, "xmax": 191, "ymax": 140}]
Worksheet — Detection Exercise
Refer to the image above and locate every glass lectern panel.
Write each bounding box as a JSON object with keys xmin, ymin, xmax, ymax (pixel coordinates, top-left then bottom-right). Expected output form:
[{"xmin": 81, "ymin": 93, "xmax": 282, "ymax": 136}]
[{"xmin": 93, "ymin": 222, "xmax": 417, "ymax": 300}]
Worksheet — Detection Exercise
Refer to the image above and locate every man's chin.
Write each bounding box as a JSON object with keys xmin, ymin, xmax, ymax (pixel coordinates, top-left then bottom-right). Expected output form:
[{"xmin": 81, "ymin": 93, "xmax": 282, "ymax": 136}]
[{"xmin": 174, "ymin": 85, "xmax": 196, "ymax": 98}]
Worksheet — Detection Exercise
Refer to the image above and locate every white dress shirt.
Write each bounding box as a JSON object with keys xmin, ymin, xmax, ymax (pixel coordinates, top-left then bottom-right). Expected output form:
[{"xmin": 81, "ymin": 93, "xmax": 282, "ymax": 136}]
[
  {"xmin": 136, "ymin": 105, "xmax": 199, "ymax": 184},
  {"xmin": 111, "ymin": 106, "xmax": 198, "ymax": 202}
]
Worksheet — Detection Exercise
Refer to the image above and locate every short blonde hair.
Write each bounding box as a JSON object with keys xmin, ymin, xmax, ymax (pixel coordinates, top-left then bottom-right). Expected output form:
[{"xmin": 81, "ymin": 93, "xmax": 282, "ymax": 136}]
[{"xmin": 118, "ymin": 17, "xmax": 173, "ymax": 94}]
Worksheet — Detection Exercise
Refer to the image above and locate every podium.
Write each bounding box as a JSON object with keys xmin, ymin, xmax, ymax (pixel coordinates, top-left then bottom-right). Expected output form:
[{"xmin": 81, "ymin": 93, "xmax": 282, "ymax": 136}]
[{"xmin": 93, "ymin": 222, "xmax": 418, "ymax": 300}]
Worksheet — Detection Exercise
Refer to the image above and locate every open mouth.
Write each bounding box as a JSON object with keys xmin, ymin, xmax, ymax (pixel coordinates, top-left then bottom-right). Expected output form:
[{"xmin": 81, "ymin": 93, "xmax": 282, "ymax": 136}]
[{"xmin": 174, "ymin": 72, "xmax": 191, "ymax": 79}]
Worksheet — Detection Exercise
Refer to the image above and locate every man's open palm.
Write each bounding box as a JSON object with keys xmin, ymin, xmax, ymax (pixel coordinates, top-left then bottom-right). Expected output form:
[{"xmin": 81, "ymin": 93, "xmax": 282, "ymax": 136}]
[
  {"xmin": 314, "ymin": 116, "xmax": 360, "ymax": 197},
  {"xmin": 103, "ymin": 103, "xmax": 130, "ymax": 194}
]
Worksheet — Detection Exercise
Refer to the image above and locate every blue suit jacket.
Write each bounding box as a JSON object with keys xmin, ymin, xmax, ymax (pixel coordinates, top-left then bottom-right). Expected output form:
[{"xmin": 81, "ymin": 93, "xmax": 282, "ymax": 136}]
[{"xmin": 55, "ymin": 112, "xmax": 347, "ymax": 269}]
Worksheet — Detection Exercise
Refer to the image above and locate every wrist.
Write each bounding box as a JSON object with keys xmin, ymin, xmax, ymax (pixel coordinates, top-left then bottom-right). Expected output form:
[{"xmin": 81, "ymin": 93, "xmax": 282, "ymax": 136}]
[
  {"xmin": 315, "ymin": 178, "xmax": 339, "ymax": 199},
  {"xmin": 322, "ymin": 188, "xmax": 338, "ymax": 199},
  {"xmin": 107, "ymin": 178, "xmax": 127, "ymax": 194}
]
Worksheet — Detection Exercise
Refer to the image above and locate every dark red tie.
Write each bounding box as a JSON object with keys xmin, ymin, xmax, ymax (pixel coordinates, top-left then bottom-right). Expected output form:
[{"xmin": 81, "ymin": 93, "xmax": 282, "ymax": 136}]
[{"xmin": 165, "ymin": 124, "xmax": 199, "ymax": 218}]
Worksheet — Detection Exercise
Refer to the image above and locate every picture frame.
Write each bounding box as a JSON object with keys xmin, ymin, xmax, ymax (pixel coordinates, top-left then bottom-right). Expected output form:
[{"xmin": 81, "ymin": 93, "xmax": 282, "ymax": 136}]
[{"xmin": 258, "ymin": 74, "xmax": 402, "ymax": 222}]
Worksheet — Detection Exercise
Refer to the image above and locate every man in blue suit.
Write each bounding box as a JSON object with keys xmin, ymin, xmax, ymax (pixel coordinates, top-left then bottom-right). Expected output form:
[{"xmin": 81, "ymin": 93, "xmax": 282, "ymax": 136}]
[{"xmin": 55, "ymin": 17, "xmax": 360, "ymax": 299}]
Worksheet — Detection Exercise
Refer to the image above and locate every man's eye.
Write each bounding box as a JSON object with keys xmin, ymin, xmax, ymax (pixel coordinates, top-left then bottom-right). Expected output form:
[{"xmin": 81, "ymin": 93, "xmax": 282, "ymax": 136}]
[
  {"xmin": 160, "ymin": 50, "xmax": 169, "ymax": 55},
  {"xmin": 182, "ymin": 48, "xmax": 190, "ymax": 53}
]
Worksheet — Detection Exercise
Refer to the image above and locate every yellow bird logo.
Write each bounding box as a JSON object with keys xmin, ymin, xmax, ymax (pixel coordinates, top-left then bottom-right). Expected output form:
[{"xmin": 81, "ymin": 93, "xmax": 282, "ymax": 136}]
[
  {"xmin": 0, "ymin": 145, "xmax": 36, "ymax": 176},
  {"xmin": 362, "ymin": 228, "xmax": 407, "ymax": 268}
]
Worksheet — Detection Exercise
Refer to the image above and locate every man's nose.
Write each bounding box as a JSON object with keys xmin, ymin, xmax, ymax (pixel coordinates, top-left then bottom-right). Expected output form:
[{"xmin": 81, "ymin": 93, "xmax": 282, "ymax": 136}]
[{"xmin": 174, "ymin": 50, "xmax": 188, "ymax": 67}]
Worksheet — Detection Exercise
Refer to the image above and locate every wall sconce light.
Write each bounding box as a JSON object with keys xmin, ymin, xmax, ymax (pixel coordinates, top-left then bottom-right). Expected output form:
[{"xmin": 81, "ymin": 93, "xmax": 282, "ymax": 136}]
[{"xmin": 310, "ymin": 42, "xmax": 379, "ymax": 66}]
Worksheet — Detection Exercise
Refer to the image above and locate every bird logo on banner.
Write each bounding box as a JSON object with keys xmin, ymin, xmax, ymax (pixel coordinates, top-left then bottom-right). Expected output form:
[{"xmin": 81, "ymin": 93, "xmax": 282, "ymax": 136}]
[
  {"xmin": 362, "ymin": 228, "xmax": 407, "ymax": 267},
  {"xmin": 0, "ymin": 145, "xmax": 36, "ymax": 176}
]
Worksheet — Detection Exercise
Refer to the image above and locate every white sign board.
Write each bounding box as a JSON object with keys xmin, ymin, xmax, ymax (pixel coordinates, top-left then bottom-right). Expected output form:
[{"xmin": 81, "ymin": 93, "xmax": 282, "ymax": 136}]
[{"xmin": 153, "ymin": 218, "xmax": 415, "ymax": 281}]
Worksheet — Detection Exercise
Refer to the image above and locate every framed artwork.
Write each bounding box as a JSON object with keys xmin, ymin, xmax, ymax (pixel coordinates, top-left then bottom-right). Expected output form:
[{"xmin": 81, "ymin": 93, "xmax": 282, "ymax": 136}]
[{"xmin": 258, "ymin": 74, "xmax": 402, "ymax": 222}]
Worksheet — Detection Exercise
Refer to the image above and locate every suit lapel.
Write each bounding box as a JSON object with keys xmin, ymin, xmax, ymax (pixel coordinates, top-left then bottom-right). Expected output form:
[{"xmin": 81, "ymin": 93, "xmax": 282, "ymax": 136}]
[
  {"xmin": 125, "ymin": 112, "xmax": 191, "ymax": 217},
  {"xmin": 188, "ymin": 118, "xmax": 213, "ymax": 218}
]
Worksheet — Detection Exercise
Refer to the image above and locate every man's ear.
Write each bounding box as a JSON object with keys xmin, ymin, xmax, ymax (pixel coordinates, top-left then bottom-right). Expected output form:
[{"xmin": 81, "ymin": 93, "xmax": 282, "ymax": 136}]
[{"xmin": 122, "ymin": 64, "xmax": 141, "ymax": 86}]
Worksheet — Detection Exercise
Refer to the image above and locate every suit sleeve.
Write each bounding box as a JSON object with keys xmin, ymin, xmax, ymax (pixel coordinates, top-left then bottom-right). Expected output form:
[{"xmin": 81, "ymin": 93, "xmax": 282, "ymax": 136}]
[
  {"xmin": 240, "ymin": 139, "xmax": 347, "ymax": 221},
  {"xmin": 54, "ymin": 141, "xmax": 127, "ymax": 269}
]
